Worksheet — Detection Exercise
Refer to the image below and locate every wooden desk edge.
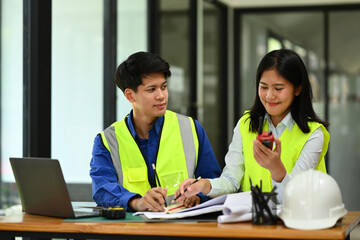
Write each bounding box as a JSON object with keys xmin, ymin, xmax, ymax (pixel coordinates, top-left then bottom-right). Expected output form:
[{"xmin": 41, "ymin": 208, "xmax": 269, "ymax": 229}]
[
  {"xmin": 0, "ymin": 211, "xmax": 359, "ymax": 239},
  {"xmin": 345, "ymin": 211, "xmax": 360, "ymax": 237}
]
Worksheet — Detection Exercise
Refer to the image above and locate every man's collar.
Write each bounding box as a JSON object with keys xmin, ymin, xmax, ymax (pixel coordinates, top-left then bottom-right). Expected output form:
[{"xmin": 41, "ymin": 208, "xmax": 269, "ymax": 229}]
[{"xmin": 127, "ymin": 110, "xmax": 164, "ymax": 139}]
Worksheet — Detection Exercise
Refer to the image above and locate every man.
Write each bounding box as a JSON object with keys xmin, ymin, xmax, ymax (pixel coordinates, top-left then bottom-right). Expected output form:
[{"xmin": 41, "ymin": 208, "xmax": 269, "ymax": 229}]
[{"xmin": 90, "ymin": 51, "xmax": 221, "ymax": 212}]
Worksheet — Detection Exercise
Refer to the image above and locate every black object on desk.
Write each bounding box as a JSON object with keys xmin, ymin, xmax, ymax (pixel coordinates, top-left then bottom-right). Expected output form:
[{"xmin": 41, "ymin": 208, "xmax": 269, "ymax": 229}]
[
  {"xmin": 250, "ymin": 178, "xmax": 279, "ymax": 225},
  {"xmin": 101, "ymin": 207, "xmax": 126, "ymax": 219}
]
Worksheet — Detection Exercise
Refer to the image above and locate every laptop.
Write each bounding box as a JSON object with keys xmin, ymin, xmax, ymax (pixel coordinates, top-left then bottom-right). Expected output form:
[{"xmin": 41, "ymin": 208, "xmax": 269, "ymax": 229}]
[{"xmin": 10, "ymin": 157, "xmax": 100, "ymax": 218}]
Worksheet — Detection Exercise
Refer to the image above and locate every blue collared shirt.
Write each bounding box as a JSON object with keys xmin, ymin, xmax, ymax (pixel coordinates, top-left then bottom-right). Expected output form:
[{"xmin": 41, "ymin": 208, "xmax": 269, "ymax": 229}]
[
  {"xmin": 127, "ymin": 111, "xmax": 163, "ymax": 183},
  {"xmin": 90, "ymin": 111, "xmax": 221, "ymax": 211}
]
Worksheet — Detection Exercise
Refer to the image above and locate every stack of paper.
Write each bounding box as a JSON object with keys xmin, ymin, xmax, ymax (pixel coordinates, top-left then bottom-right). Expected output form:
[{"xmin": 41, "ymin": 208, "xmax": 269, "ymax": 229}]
[
  {"xmin": 218, "ymin": 191, "xmax": 252, "ymax": 223},
  {"xmin": 134, "ymin": 194, "xmax": 226, "ymax": 219}
]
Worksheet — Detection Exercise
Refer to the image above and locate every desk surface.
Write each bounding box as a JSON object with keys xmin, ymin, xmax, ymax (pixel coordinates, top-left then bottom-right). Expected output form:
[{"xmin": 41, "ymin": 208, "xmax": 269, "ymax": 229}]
[{"xmin": 0, "ymin": 211, "xmax": 359, "ymax": 240}]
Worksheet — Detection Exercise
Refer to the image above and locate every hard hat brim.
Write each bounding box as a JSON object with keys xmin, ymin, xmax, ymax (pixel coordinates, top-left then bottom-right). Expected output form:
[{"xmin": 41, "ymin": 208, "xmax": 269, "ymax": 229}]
[{"xmin": 279, "ymin": 209, "xmax": 347, "ymax": 230}]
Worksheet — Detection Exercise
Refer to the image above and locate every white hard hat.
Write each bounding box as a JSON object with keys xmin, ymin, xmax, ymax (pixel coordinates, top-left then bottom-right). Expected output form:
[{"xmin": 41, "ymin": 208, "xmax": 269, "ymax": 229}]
[{"xmin": 279, "ymin": 169, "xmax": 347, "ymax": 230}]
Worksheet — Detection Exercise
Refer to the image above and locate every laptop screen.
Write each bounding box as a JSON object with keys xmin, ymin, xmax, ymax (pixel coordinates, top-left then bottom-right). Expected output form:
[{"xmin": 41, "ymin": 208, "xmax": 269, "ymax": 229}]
[{"xmin": 10, "ymin": 157, "xmax": 75, "ymax": 218}]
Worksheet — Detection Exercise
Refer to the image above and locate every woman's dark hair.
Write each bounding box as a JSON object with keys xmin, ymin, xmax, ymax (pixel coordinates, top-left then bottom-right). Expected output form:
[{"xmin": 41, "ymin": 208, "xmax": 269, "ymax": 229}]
[
  {"xmin": 115, "ymin": 51, "xmax": 171, "ymax": 93},
  {"xmin": 248, "ymin": 49, "xmax": 329, "ymax": 133}
]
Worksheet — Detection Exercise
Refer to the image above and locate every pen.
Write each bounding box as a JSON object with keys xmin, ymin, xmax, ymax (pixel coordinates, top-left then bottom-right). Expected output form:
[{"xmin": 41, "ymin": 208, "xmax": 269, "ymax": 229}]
[
  {"xmin": 172, "ymin": 176, "xmax": 202, "ymax": 202},
  {"xmin": 152, "ymin": 164, "xmax": 168, "ymax": 210}
]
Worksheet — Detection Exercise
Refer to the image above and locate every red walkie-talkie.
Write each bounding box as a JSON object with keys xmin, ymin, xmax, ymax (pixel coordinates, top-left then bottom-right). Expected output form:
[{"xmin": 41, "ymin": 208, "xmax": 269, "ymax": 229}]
[{"xmin": 257, "ymin": 116, "xmax": 274, "ymax": 149}]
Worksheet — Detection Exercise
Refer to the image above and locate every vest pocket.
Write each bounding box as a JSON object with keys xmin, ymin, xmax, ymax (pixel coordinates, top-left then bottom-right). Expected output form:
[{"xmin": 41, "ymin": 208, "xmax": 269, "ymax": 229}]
[{"xmin": 127, "ymin": 167, "xmax": 147, "ymax": 183}]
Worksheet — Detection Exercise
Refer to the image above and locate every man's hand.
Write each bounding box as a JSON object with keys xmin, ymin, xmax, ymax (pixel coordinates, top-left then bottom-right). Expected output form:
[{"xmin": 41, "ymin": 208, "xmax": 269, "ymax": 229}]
[
  {"xmin": 129, "ymin": 187, "xmax": 168, "ymax": 212},
  {"xmin": 182, "ymin": 195, "xmax": 201, "ymax": 208}
]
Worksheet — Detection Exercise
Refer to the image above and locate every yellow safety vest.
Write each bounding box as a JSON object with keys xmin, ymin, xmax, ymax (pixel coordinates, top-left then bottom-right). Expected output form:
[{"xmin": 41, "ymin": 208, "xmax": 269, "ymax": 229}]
[
  {"xmin": 240, "ymin": 112, "xmax": 329, "ymax": 192},
  {"xmin": 100, "ymin": 110, "xmax": 199, "ymax": 196}
]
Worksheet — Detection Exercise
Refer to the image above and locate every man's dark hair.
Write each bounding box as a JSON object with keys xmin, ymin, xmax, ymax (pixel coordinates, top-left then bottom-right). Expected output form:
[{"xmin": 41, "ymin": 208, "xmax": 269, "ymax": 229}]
[
  {"xmin": 248, "ymin": 49, "xmax": 329, "ymax": 133},
  {"xmin": 115, "ymin": 51, "xmax": 171, "ymax": 93}
]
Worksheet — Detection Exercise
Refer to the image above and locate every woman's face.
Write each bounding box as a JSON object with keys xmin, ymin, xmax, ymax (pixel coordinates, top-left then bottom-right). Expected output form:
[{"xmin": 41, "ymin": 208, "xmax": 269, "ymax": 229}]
[{"xmin": 258, "ymin": 69, "xmax": 301, "ymax": 126}]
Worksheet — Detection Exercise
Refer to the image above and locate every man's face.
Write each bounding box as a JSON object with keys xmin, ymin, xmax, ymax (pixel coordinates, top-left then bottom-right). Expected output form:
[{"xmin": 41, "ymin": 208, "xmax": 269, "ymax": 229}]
[{"xmin": 130, "ymin": 72, "xmax": 168, "ymax": 121}]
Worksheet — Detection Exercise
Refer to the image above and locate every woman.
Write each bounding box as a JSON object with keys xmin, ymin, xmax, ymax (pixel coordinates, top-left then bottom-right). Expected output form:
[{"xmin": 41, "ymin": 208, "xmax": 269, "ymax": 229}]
[{"xmin": 177, "ymin": 49, "xmax": 330, "ymax": 205}]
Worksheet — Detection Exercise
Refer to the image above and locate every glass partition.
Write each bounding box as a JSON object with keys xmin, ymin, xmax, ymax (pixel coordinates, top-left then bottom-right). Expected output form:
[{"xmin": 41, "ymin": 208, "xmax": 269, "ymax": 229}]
[
  {"xmin": 0, "ymin": 0, "xmax": 23, "ymax": 207},
  {"xmin": 241, "ymin": 12, "xmax": 324, "ymax": 118},
  {"xmin": 116, "ymin": 0, "xmax": 147, "ymax": 120},
  {"xmin": 160, "ymin": 0, "xmax": 191, "ymax": 115},
  {"xmin": 203, "ymin": 2, "xmax": 227, "ymax": 167},
  {"xmin": 328, "ymin": 10, "xmax": 360, "ymax": 211},
  {"xmin": 51, "ymin": 0, "xmax": 103, "ymax": 183}
]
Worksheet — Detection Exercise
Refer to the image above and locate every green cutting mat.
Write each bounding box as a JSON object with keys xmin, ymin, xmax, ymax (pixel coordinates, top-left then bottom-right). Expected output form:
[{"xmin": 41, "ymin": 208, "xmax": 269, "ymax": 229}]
[
  {"xmin": 64, "ymin": 212, "xmax": 143, "ymax": 222},
  {"xmin": 64, "ymin": 211, "xmax": 218, "ymax": 223}
]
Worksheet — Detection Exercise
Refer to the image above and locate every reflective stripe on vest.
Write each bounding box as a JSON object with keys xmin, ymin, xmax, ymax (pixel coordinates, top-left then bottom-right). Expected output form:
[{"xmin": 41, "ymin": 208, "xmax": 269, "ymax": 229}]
[
  {"xmin": 100, "ymin": 110, "xmax": 199, "ymax": 196},
  {"xmin": 239, "ymin": 112, "xmax": 330, "ymax": 192}
]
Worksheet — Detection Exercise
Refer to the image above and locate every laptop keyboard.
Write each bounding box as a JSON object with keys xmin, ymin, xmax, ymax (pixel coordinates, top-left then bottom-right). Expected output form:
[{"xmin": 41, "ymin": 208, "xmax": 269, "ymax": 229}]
[{"xmin": 74, "ymin": 210, "xmax": 100, "ymax": 218}]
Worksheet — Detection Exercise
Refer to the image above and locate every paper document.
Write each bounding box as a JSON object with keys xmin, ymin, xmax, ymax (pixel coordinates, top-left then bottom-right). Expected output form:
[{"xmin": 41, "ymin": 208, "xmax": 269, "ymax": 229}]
[
  {"xmin": 134, "ymin": 194, "xmax": 227, "ymax": 219},
  {"xmin": 217, "ymin": 191, "xmax": 252, "ymax": 223},
  {"xmin": 136, "ymin": 205, "xmax": 224, "ymax": 220},
  {"xmin": 134, "ymin": 192, "xmax": 254, "ymax": 221}
]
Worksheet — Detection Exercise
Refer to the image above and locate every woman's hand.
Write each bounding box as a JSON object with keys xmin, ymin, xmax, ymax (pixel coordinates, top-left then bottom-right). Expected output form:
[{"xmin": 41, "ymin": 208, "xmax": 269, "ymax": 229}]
[
  {"xmin": 253, "ymin": 137, "xmax": 286, "ymax": 182},
  {"xmin": 174, "ymin": 178, "xmax": 211, "ymax": 203}
]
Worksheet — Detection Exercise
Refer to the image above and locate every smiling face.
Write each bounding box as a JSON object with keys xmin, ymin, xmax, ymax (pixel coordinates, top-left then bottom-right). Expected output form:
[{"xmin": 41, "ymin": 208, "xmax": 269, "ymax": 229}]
[
  {"xmin": 126, "ymin": 72, "xmax": 168, "ymax": 123},
  {"xmin": 258, "ymin": 69, "xmax": 301, "ymax": 126}
]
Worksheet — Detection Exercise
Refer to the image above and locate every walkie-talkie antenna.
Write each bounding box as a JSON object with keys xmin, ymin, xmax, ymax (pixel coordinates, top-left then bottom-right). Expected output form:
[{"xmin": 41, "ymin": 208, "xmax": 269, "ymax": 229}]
[{"xmin": 258, "ymin": 116, "xmax": 264, "ymax": 134}]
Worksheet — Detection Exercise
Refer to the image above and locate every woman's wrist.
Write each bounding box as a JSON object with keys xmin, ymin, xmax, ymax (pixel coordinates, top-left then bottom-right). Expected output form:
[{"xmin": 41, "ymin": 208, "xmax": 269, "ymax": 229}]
[
  {"xmin": 270, "ymin": 165, "xmax": 286, "ymax": 182},
  {"xmin": 201, "ymin": 179, "xmax": 212, "ymax": 194}
]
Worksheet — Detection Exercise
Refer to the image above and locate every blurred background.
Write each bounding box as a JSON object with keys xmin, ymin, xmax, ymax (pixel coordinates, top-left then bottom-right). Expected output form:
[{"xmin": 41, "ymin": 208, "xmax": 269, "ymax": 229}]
[{"xmin": 1, "ymin": 0, "xmax": 359, "ymax": 216}]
